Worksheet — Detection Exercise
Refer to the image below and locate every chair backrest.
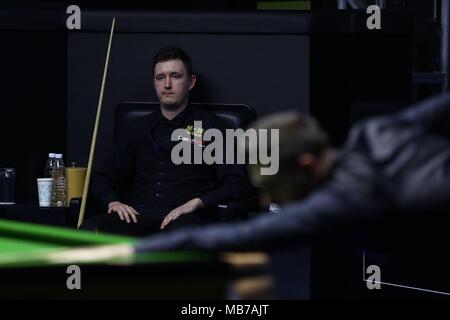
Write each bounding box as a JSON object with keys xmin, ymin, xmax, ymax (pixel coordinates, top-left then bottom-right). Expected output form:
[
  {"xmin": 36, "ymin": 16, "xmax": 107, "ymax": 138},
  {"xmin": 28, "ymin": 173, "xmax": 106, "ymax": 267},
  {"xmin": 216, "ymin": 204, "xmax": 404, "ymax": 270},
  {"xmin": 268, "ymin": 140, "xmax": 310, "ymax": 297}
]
[{"xmin": 114, "ymin": 102, "xmax": 257, "ymax": 142}]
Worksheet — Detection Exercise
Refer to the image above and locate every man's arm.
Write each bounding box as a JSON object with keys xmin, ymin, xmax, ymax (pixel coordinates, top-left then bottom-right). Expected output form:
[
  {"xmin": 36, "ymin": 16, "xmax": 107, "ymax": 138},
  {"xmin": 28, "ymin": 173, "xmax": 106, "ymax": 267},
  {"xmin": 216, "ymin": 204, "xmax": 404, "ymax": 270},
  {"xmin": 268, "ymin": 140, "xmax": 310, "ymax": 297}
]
[
  {"xmin": 91, "ymin": 137, "xmax": 140, "ymax": 224},
  {"xmin": 90, "ymin": 129, "xmax": 135, "ymax": 209}
]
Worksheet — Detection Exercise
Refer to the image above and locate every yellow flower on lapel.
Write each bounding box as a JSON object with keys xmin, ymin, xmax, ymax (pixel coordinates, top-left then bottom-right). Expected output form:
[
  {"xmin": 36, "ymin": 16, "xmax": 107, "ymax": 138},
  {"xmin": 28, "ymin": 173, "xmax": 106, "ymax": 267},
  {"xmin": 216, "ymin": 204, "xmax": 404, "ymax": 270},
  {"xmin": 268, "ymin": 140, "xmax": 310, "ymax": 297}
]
[
  {"xmin": 193, "ymin": 127, "xmax": 204, "ymax": 138},
  {"xmin": 186, "ymin": 125, "xmax": 204, "ymax": 138}
]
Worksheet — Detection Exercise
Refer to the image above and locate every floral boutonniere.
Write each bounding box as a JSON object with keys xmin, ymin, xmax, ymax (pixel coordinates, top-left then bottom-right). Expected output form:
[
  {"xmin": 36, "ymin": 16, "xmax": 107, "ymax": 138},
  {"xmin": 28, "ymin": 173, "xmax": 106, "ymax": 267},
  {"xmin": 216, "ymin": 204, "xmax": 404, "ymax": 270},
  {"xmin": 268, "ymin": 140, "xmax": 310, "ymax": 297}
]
[
  {"xmin": 186, "ymin": 125, "xmax": 204, "ymax": 138},
  {"xmin": 182, "ymin": 124, "xmax": 205, "ymax": 147}
]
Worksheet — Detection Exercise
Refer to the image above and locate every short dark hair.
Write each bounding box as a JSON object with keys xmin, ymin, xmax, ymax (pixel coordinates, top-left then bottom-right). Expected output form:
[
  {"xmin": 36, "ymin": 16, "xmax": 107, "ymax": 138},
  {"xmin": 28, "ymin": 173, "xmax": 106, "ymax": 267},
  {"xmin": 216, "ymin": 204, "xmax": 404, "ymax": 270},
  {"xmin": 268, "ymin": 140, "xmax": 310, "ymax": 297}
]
[
  {"xmin": 249, "ymin": 111, "xmax": 330, "ymax": 164},
  {"xmin": 153, "ymin": 46, "xmax": 194, "ymax": 76},
  {"xmin": 246, "ymin": 111, "xmax": 330, "ymax": 199}
]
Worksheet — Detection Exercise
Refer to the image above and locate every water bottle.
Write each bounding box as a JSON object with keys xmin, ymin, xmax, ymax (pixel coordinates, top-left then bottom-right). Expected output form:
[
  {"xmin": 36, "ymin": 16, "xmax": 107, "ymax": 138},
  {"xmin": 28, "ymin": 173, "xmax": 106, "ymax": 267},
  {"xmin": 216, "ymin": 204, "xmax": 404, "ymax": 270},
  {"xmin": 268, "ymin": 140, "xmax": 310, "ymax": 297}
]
[
  {"xmin": 51, "ymin": 153, "xmax": 67, "ymax": 207},
  {"xmin": 0, "ymin": 168, "xmax": 15, "ymax": 205},
  {"xmin": 44, "ymin": 153, "xmax": 55, "ymax": 178}
]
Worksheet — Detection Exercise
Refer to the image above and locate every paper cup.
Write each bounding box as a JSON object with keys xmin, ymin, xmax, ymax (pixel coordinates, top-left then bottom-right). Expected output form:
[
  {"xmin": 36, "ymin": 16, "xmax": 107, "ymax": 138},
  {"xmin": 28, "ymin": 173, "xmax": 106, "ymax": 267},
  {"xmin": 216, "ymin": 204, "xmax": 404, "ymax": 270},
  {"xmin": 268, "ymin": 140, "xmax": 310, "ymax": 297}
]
[{"xmin": 37, "ymin": 178, "xmax": 53, "ymax": 207}]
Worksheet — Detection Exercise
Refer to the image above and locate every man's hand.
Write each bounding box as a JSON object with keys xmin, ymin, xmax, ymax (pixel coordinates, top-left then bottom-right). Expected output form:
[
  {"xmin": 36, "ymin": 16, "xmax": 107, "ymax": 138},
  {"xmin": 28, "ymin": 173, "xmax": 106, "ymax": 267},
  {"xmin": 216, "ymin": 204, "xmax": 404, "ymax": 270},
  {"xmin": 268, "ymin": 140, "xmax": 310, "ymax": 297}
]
[
  {"xmin": 108, "ymin": 201, "xmax": 140, "ymax": 223},
  {"xmin": 160, "ymin": 198, "xmax": 204, "ymax": 229}
]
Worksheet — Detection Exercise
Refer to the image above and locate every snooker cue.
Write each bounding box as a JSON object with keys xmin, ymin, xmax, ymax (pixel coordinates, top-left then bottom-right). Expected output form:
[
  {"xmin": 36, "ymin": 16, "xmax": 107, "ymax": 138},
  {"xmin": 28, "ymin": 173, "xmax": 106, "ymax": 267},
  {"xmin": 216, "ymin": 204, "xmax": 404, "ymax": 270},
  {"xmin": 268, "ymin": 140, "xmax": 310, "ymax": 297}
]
[{"xmin": 77, "ymin": 18, "xmax": 116, "ymax": 228}]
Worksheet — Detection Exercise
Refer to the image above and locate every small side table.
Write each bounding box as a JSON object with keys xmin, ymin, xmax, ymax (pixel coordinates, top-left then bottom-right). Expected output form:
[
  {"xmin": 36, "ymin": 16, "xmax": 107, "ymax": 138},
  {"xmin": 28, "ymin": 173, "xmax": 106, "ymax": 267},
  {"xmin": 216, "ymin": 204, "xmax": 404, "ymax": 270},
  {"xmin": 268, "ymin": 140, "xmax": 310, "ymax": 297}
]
[{"xmin": 0, "ymin": 200, "xmax": 80, "ymax": 228}]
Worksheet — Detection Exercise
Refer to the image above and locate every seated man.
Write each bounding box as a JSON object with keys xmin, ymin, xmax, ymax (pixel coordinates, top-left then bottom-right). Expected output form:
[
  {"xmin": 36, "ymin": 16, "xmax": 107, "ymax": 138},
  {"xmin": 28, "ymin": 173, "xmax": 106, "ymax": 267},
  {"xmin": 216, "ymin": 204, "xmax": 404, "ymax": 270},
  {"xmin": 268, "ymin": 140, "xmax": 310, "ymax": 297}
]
[
  {"xmin": 81, "ymin": 46, "xmax": 251, "ymax": 236},
  {"xmin": 132, "ymin": 92, "xmax": 450, "ymax": 251}
]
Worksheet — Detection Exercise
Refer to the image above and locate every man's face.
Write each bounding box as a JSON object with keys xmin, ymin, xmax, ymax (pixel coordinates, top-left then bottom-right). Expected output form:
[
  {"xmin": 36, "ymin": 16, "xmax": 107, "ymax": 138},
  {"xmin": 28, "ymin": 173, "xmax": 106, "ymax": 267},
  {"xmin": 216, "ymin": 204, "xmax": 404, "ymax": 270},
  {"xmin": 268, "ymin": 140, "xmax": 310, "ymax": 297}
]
[{"xmin": 154, "ymin": 59, "xmax": 196, "ymax": 109}]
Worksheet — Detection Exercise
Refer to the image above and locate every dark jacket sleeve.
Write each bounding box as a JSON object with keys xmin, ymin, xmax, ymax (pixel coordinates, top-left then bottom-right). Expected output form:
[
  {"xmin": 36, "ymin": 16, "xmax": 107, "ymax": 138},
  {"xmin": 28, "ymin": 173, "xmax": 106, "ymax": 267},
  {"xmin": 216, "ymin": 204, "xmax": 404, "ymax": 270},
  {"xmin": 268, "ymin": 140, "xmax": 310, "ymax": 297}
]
[
  {"xmin": 90, "ymin": 126, "xmax": 135, "ymax": 209},
  {"xmin": 394, "ymin": 92, "xmax": 450, "ymax": 135},
  {"xmin": 197, "ymin": 117, "xmax": 251, "ymax": 208}
]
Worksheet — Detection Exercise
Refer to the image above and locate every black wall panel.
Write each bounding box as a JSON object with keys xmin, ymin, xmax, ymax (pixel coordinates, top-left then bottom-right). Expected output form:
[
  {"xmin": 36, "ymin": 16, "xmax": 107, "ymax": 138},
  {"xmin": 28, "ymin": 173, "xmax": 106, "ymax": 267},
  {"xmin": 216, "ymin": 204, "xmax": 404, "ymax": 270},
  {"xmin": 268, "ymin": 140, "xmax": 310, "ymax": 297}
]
[{"xmin": 0, "ymin": 29, "xmax": 66, "ymax": 202}]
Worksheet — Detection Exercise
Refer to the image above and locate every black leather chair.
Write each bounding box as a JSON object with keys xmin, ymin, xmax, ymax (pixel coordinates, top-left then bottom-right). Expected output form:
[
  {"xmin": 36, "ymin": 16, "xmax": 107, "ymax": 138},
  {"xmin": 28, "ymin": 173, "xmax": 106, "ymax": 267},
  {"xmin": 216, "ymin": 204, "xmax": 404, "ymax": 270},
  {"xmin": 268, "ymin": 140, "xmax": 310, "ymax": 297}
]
[{"xmin": 113, "ymin": 101, "xmax": 261, "ymax": 221}]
